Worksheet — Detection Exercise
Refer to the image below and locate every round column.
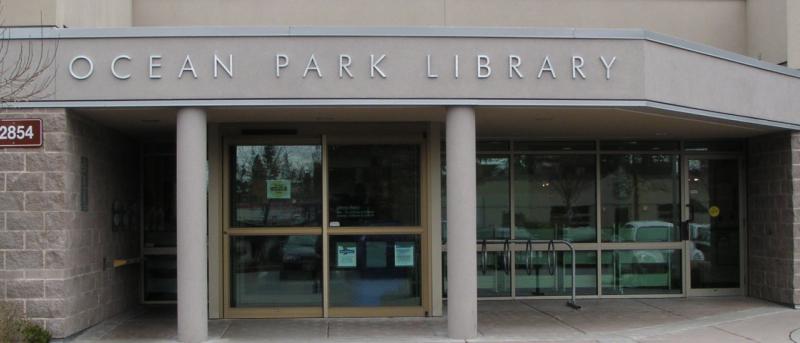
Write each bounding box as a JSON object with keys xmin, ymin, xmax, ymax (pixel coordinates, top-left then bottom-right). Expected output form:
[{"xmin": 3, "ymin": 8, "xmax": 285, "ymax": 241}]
[
  {"xmin": 445, "ymin": 106, "xmax": 478, "ymax": 339},
  {"xmin": 176, "ymin": 107, "xmax": 208, "ymax": 343}
]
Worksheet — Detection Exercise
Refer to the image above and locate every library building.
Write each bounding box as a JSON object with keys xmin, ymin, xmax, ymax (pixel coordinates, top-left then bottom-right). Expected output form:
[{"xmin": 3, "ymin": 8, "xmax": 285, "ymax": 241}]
[{"xmin": 2, "ymin": 0, "xmax": 800, "ymax": 341}]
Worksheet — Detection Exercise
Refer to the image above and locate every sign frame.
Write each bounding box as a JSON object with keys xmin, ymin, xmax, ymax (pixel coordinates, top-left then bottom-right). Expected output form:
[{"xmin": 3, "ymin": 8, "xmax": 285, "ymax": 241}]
[{"xmin": 0, "ymin": 118, "xmax": 43, "ymax": 148}]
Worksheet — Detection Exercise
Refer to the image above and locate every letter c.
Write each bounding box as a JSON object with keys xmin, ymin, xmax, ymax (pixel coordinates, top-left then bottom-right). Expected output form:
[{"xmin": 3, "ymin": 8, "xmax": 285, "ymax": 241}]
[
  {"xmin": 111, "ymin": 55, "xmax": 132, "ymax": 80},
  {"xmin": 69, "ymin": 55, "xmax": 94, "ymax": 80}
]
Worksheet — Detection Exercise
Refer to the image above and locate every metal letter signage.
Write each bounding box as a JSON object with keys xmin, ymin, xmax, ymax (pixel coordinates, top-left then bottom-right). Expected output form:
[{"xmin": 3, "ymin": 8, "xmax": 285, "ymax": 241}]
[{"xmin": 0, "ymin": 119, "xmax": 43, "ymax": 147}]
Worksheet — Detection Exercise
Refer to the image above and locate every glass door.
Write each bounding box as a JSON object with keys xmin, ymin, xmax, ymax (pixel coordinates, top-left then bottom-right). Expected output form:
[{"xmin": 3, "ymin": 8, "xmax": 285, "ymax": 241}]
[
  {"xmin": 223, "ymin": 135, "xmax": 428, "ymax": 318},
  {"xmin": 685, "ymin": 157, "xmax": 744, "ymax": 295},
  {"xmin": 224, "ymin": 140, "xmax": 324, "ymax": 318},
  {"xmin": 326, "ymin": 142, "xmax": 427, "ymax": 317}
]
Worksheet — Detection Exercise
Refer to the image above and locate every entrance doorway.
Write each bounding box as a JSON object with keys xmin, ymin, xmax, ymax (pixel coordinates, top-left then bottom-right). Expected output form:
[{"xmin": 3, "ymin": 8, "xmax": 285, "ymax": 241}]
[
  {"xmin": 685, "ymin": 156, "xmax": 744, "ymax": 295},
  {"xmin": 222, "ymin": 135, "xmax": 428, "ymax": 318}
]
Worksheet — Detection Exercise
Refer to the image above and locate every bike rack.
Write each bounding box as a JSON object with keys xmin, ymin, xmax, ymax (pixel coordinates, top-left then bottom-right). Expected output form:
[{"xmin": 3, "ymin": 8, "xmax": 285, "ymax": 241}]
[{"xmin": 477, "ymin": 239, "xmax": 582, "ymax": 310}]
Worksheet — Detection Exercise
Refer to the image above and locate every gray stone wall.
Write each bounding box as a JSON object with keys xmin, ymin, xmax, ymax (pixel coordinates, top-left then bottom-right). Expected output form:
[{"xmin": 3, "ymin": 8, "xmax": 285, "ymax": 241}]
[
  {"xmin": 747, "ymin": 131, "xmax": 800, "ymax": 306},
  {"xmin": 0, "ymin": 109, "xmax": 140, "ymax": 338}
]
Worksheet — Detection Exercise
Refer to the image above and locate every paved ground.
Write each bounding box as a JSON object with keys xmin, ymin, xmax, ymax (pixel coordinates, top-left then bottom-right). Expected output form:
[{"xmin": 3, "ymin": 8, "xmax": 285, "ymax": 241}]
[{"xmin": 62, "ymin": 297, "xmax": 800, "ymax": 342}]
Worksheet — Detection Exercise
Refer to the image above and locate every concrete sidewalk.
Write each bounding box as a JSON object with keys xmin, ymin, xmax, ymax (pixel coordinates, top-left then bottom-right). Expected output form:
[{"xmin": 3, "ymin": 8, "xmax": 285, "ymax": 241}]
[{"xmin": 63, "ymin": 297, "xmax": 800, "ymax": 342}]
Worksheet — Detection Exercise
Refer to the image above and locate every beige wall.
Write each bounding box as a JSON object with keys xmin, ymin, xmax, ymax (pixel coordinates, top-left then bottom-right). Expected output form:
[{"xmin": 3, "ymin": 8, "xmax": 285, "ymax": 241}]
[
  {"xmin": 2, "ymin": 0, "xmax": 59, "ymax": 26},
  {"xmin": 2, "ymin": 0, "xmax": 131, "ymax": 28},
  {"xmin": 131, "ymin": 0, "xmax": 748, "ymax": 55},
  {"xmin": 747, "ymin": 0, "xmax": 787, "ymax": 64},
  {"xmin": 789, "ymin": 0, "xmax": 800, "ymax": 68}
]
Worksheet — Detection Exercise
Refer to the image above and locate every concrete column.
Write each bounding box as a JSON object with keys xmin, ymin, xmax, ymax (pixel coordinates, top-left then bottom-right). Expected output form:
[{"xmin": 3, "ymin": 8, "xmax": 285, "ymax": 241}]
[
  {"xmin": 176, "ymin": 108, "xmax": 208, "ymax": 343},
  {"xmin": 445, "ymin": 106, "xmax": 477, "ymax": 339}
]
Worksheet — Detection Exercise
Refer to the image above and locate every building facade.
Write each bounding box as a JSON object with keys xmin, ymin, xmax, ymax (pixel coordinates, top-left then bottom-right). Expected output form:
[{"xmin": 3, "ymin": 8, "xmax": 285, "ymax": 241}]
[{"xmin": 1, "ymin": 0, "xmax": 800, "ymax": 341}]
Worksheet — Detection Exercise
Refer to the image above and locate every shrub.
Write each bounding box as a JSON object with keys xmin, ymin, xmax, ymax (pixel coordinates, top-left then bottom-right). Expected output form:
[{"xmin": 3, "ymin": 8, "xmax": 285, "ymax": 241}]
[
  {"xmin": 21, "ymin": 322, "xmax": 52, "ymax": 343},
  {"xmin": 0, "ymin": 301, "xmax": 52, "ymax": 343},
  {"xmin": 0, "ymin": 301, "xmax": 25, "ymax": 342}
]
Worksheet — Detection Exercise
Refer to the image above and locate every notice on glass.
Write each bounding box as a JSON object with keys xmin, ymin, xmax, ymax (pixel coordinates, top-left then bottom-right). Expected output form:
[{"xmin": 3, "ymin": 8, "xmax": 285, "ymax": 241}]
[
  {"xmin": 337, "ymin": 242, "xmax": 357, "ymax": 268},
  {"xmin": 394, "ymin": 243, "xmax": 414, "ymax": 267},
  {"xmin": 266, "ymin": 180, "xmax": 291, "ymax": 199}
]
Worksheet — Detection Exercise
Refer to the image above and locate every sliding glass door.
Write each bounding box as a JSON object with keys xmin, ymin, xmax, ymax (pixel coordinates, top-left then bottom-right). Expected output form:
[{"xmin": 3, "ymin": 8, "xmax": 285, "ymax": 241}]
[{"xmin": 223, "ymin": 136, "xmax": 427, "ymax": 318}]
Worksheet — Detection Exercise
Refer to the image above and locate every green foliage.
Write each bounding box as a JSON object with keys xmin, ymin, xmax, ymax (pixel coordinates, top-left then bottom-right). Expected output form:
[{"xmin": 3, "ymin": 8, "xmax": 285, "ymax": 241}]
[
  {"xmin": 21, "ymin": 322, "xmax": 52, "ymax": 343},
  {"xmin": 0, "ymin": 301, "xmax": 52, "ymax": 343}
]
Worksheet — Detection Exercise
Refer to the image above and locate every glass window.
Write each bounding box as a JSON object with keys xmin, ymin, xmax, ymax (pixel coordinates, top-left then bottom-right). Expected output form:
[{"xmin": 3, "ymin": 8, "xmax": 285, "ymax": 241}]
[
  {"xmin": 600, "ymin": 141, "xmax": 680, "ymax": 151},
  {"xmin": 230, "ymin": 145, "xmax": 322, "ymax": 227},
  {"xmin": 515, "ymin": 250, "xmax": 597, "ymax": 296},
  {"xmin": 477, "ymin": 156, "xmax": 510, "ymax": 239},
  {"xmin": 600, "ymin": 154, "xmax": 680, "ymax": 242},
  {"xmin": 329, "ymin": 235, "xmax": 421, "ymax": 307},
  {"xmin": 143, "ymin": 255, "xmax": 177, "ymax": 301},
  {"xmin": 601, "ymin": 249, "xmax": 682, "ymax": 295},
  {"xmin": 514, "ymin": 155, "xmax": 596, "ymax": 242},
  {"xmin": 328, "ymin": 145, "xmax": 420, "ymax": 227},
  {"xmin": 441, "ymin": 146, "xmax": 447, "ymax": 243},
  {"xmin": 684, "ymin": 140, "xmax": 744, "ymax": 152},
  {"xmin": 477, "ymin": 141, "xmax": 510, "ymax": 152},
  {"xmin": 514, "ymin": 141, "xmax": 596, "ymax": 151},
  {"xmin": 143, "ymin": 154, "xmax": 176, "ymax": 248},
  {"xmin": 477, "ymin": 251, "xmax": 512, "ymax": 297},
  {"xmin": 230, "ymin": 235, "xmax": 322, "ymax": 307}
]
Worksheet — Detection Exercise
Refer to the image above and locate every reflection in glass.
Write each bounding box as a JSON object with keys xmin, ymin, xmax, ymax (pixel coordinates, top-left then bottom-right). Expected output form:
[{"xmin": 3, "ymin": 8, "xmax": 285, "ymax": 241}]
[
  {"xmin": 515, "ymin": 155, "xmax": 596, "ymax": 242},
  {"xmin": 441, "ymin": 148, "xmax": 447, "ymax": 242},
  {"xmin": 329, "ymin": 145, "xmax": 420, "ymax": 227},
  {"xmin": 143, "ymin": 154, "xmax": 176, "ymax": 247},
  {"xmin": 477, "ymin": 156, "xmax": 510, "ymax": 239},
  {"xmin": 230, "ymin": 235, "xmax": 322, "ymax": 307},
  {"xmin": 600, "ymin": 141, "xmax": 680, "ymax": 151},
  {"xmin": 515, "ymin": 250, "xmax": 597, "ymax": 296},
  {"xmin": 477, "ymin": 141, "xmax": 510, "ymax": 151},
  {"xmin": 231, "ymin": 145, "xmax": 322, "ymax": 227},
  {"xmin": 477, "ymin": 251, "xmax": 512, "ymax": 297},
  {"xmin": 143, "ymin": 255, "xmax": 177, "ymax": 301},
  {"xmin": 329, "ymin": 235, "xmax": 421, "ymax": 307},
  {"xmin": 600, "ymin": 154, "xmax": 680, "ymax": 242},
  {"xmin": 689, "ymin": 159, "xmax": 740, "ymax": 289},
  {"xmin": 601, "ymin": 249, "xmax": 681, "ymax": 295},
  {"xmin": 514, "ymin": 141, "xmax": 596, "ymax": 151}
]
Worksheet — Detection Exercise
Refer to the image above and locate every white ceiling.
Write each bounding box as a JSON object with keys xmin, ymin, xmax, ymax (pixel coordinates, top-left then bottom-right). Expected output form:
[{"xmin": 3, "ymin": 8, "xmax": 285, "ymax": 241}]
[{"xmin": 74, "ymin": 106, "xmax": 779, "ymax": 140}]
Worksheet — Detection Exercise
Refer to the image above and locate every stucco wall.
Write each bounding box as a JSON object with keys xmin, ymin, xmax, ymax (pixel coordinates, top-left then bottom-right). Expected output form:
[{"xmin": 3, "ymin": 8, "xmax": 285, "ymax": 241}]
[
  {"xmin": 747, "ymin": 0, "xmax": 788, "ymax": 64},
  {"xmin": 130, "ymin": 0, "xmax": 748, "ymax": 55},
  {"xmin": 0, "ymin": 109, "xmax": 140, "ymax": 338},
  {"xmin": 2, "ymin": 0, "xmax": 131, "ymax": 28}
]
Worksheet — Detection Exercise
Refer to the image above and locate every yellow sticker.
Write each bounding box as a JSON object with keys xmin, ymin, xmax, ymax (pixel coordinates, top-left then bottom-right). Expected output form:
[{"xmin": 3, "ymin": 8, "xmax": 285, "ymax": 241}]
[{"xmin": 708, "ymin": 206, "xmax": 720, "ymax": 218}]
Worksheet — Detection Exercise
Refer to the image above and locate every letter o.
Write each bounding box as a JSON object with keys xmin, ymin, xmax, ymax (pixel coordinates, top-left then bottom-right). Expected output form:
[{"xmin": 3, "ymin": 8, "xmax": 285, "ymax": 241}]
[{"xmin": 69, "ymin": 55, "xmax": 94, "ymax": 80}]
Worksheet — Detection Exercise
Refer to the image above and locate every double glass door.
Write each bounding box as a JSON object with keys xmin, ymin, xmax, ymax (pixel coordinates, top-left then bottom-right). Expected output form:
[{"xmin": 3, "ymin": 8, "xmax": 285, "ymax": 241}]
[
  {"xmin": 685, "ymin": 157, "xmax": 743, "ymax": 295},
  {"xmin": 223, "ymin": 137, "xmax": 427, "ymax": 318}
]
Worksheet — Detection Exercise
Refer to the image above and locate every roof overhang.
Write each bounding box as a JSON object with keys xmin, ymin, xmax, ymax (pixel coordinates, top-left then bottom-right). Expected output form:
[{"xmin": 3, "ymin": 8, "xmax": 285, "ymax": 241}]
[{"xmin": 4, "ymin": 27, "xmax": 800, "ymax": 130}]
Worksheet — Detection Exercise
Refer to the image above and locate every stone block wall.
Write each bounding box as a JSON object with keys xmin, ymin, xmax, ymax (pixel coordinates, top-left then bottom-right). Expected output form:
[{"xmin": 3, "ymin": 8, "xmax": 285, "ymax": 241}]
[
  {"xmin": 747, "ymin": 131, "xmax": 800, "ymax": 306},
  {"xmin": 0, "ymin": 108, "xmax": 140, "ymax": 338}
]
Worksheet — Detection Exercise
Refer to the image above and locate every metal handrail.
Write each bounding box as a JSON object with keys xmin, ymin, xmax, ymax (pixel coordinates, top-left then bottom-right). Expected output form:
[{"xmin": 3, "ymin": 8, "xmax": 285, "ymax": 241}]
[
  {"xmin": 477, "ymin": 239, "xmax": 582, "ymax": 310},
  {"xmin": 525, "ymin": 239, "xmax": 533, "ymax": 275},
  {"xmin": 502, "ymin": 239, "xmax": 511, "ymax": 275},
  {"xmin": 480, "ymin": 239, "xmax": 488, "ymax": 275}
]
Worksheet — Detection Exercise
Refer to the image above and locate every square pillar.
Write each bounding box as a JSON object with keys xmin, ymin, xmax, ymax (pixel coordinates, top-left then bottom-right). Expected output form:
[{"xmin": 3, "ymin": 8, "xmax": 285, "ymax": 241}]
[
  {"xmin": 445, "ymin": 106, "xmax": 478, "ymax": 339},
  {"xmin": 176, "ymin": 108, "xmax": 208, "ymax": 343}
]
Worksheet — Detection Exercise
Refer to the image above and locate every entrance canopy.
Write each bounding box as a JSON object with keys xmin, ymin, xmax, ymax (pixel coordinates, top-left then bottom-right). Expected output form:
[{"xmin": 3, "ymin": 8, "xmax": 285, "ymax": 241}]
[{"xmin": 6, "ymin": 27, "xmax": 800, "ymax": 130}]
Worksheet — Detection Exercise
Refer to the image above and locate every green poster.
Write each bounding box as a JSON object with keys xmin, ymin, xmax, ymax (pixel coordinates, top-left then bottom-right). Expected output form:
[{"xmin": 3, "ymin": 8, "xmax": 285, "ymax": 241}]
[
  {"xmin": 266, "ymin": 179, "xmax": 291, "ymax": 199},
  {"xmin": 337, "ymin": 242, "xmax": 357, "ymax": 268},
  {"xmin": 394, "ymin": 243, "xmax": 414, "ymax": 267}
]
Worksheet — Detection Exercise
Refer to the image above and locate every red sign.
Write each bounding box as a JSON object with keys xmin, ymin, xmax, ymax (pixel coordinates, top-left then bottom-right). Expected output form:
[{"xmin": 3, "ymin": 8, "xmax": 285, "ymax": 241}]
[{"xmin": 0, "ymin": 119, "xmax": 43, "ymax": 147}]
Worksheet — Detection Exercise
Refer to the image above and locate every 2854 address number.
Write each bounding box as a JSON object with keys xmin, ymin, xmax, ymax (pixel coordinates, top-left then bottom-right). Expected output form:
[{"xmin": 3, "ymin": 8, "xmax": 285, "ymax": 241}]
[
  {"xmin": 0, "ymin": 125, "xmax": 35, "ymax": 140},
  {"xmin": 0, "ymin": 119, "xmax": 43, "ymax": 147}
]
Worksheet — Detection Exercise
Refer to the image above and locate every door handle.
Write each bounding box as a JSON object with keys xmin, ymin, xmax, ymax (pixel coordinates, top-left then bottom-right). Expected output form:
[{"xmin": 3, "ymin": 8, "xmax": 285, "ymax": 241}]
[{"xmin": 681, "ymin": 204, "xmax": 693, "ymax": 241}]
